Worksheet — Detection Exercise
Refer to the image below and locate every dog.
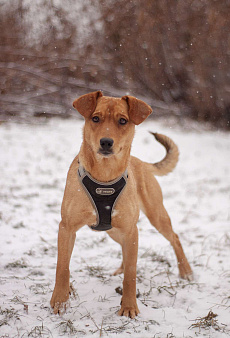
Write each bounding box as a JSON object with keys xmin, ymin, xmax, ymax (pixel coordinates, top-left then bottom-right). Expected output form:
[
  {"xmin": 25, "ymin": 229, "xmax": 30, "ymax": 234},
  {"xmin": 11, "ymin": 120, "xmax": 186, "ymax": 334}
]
[{"xmin": 50, "ymin": 91, "xmax": 192, "ymax": 318}]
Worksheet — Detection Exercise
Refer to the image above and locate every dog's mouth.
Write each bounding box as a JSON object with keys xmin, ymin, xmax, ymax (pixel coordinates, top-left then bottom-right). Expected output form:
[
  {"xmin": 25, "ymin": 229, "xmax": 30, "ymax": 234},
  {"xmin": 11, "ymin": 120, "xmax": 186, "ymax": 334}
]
[{"xmin": 98, "ymin": 148, "xmax": 114, "ymax": 157}]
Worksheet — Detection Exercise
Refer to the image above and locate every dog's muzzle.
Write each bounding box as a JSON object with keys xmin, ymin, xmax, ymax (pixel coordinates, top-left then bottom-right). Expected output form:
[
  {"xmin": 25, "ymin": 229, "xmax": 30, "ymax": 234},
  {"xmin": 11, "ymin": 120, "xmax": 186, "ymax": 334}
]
[{"xmin": 99, "ymin": 137, "xmax": 114, "ymax": 156}]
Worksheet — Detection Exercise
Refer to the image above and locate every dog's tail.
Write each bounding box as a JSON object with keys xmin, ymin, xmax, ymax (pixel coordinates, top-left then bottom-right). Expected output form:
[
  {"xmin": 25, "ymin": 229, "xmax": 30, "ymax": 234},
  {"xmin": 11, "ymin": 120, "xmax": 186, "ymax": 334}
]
[{"xmin": 148, "ymin": 132, "xmax": 179, "ymax": 176}]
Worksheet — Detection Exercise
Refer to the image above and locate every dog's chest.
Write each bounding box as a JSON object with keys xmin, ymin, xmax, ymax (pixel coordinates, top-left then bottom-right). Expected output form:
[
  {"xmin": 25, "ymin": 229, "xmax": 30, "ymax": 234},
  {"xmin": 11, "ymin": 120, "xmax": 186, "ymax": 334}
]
[
  {"xmin": 64, "ymin": 178, "xmax": 124, "ymax": 230},
  {"xmin": 77, "ymin": 166, "xmax": 127, "ymax": 231},
  {"xmin": 63, "ymin": 160, "xmax": 138, "ymax": 230}
]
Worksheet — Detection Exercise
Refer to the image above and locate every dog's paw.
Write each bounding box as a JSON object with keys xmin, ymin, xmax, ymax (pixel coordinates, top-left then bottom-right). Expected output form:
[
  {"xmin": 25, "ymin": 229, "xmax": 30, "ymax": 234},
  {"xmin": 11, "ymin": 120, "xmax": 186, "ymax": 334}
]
[
  {"xmin": 50, "ymin": 288, "xmax": 70, "ymax": 315},
  {"xmin": 113, "ymin": 266, "xmax": 124, "ymax": 276},
  {"xmin": 51, "ymin": 299, "xmax": 70, "ymax": 315},
  {"xmin": 118, "ymin": 303, "xmax": 140, "ymax": 319},
  {"xmin": 180, "ymin": 271, "xmax": 194, "ymax": 282},
  {"xmin": 178, "ymin": 260, "xmax": 193, "ymax": 281}
]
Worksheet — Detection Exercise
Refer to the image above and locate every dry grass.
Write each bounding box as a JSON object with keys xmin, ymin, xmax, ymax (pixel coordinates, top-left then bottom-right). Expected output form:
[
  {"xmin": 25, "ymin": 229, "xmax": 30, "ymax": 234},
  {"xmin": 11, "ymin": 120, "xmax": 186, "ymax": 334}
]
[
  {"xmin": 56, "ymin": 319, "xmax": 84, "ymax": 336},
  {"xmin": 23, "ymin": 323, "xmax": 52, "ymax": 337},
  {"xmin": 5, "ymin": 259, "xmax": 28, "ymax": 269},
  {"xmin": 189, "ymin": 310, "xmax": 229, "ymax": 334},
  {"xmin": 0, "ymin": 307, "xmax": 20, "ymax": 327}
]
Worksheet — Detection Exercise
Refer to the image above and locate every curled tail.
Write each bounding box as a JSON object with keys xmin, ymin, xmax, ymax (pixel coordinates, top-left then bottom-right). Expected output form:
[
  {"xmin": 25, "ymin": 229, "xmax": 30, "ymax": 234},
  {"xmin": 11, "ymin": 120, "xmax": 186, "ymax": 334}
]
[{"xmin": 148, "ymin": 132, "xmax": 179, "ymax": 176}]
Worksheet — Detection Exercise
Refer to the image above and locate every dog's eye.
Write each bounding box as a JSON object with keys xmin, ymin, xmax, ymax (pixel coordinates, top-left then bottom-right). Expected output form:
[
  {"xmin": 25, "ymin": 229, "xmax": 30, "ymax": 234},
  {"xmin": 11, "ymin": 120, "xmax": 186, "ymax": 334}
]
[
  {"xmin": 119, "ymin": 118, "xmax": 128, "ymax": 125},
  {"xmin": 92, "ymin": 116, "xmax": 100, "ymax": 123}
]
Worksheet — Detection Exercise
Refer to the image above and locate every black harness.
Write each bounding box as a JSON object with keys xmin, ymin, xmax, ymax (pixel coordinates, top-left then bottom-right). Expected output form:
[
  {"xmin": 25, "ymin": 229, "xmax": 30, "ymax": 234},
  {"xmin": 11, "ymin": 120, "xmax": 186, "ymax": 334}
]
[{"xmin": 78, "ymin": 164, "xmax": 128, "ymax": 231}]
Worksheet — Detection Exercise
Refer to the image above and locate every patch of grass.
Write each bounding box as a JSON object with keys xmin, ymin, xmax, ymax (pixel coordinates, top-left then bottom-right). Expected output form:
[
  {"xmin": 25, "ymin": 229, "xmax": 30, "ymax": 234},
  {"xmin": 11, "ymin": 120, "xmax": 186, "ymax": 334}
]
[
  {"xmin": 10, "ymin": 295, "xmax": 26, "ymax": 305},
  {"xmin": 13, "ymin": 221, "xmax": 25, "ymax": 229},
  {"xmin": 157, "ymin": 285, "xmax": 176, "ymax": 297},
  {"xmin": 23, "ymin": 323, "xmax": 52, "ymax": 337},
  {"xmin": 141, "ymin": 319, "xmax": 160, "ymax": 331},
  {"xmin": 5, "ymin": 259, "xmax": 28, "ymax": 269},
  {"xmin": 100, "ymin": 321, "xmax": 131, "ymax": 334},
  {"xmin": 29, "ymin": 270, "xmax": 45, "ymax": 277},
  {"xmin": 150, "ymin": 252, "xmax": 171, "ymax": 268},
  {"xmin": 56, "ymin": 319, "xmax": 86, "ymax": 336},
  {"xmin": 29, "ymin": 283, "xmax": 49, "ymax": 295},
  {"xmin": 137, "ymin": 277, "xmax": 199, "ymax": 309},
  {"xmin": 140, "ymin": 249, "xmax": 171, "ymax": 268},
  {"xmin": 56, "ymin": 320, "xmax": 77, "ymax": 335},
  {"xmin": 101, "ymin": 318, "xmax": 160, "ymax": 336},
  {"xmin": 83, "ymin": 260, "xmax": 107, "ymax": 281},
  {"xmin": 0, "ymin": 307, "xmax": 20, "ymax": 327},
  {"xmin": 10, "ymin": 295, "xmax": 28, "ymax": 313},
  {"xmin": 98, "ymin": 294, "xmax": 112, "ymax": 302},
  {"xmin": 189, "ymin": 310, "xmax": 228, "ymax": 333},
  {"xmin": 87, "ymin": 265, "xmax": 105, "ymax": 279}
]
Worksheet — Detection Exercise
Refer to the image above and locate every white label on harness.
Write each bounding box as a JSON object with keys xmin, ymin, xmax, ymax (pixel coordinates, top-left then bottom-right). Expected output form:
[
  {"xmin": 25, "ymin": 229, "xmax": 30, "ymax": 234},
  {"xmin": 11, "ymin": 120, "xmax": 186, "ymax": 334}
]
[{"xmin": 96, "ymin": 188, "xmax": 115, "ymax": 195}]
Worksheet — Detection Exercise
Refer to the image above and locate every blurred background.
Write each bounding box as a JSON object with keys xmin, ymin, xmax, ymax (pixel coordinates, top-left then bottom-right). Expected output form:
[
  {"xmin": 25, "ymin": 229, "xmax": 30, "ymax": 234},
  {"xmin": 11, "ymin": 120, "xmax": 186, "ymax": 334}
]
[{"xmin": 0, "ymin": 0, "xmax": 229, "ymax": 129}]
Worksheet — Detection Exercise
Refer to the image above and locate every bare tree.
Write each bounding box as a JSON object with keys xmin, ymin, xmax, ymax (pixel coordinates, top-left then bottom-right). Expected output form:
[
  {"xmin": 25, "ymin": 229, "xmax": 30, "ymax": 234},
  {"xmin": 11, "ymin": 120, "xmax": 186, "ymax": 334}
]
[
  {"xmin": 0, "ymin": 0, "xmax": 229, "ymax": 128},
  {"xmin": 95, "ymin": 0, "xmax": 230, "ymax": 128}
]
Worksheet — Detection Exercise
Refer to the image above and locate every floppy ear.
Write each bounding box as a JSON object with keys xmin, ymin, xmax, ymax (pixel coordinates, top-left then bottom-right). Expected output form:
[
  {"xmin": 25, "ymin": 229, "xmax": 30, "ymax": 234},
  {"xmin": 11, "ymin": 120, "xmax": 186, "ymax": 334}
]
[
  {"xmin": 122, "ymin": 95, "xmax": 152, "ymax": 125},
  {"xmin": 73, "ymin": 91, "xmax": 103, "ymax": 118}
]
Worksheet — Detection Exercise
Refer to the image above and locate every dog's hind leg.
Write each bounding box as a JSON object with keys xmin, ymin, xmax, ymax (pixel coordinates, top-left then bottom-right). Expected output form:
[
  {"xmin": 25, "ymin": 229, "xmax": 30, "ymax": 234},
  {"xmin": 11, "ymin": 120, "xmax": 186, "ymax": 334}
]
[
  {"xmin": 138, "ymin": 170, "xmax": 192, "ymax": 280},
  {"xmin": 140, "ymin": 191, "xmax": 192, "ymax": 280},
  {"xmin": 136, "ymin": 165, "xmax": 193, "ymax": 280}
]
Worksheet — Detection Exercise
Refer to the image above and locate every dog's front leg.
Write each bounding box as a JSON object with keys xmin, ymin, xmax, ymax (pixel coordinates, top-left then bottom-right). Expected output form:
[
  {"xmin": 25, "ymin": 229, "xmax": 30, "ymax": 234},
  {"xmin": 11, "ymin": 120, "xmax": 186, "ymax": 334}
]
[
  {"xmin": 50, "ymin": 221, "xmax": 76, "ymax": 314},
  {"xmin": 118, "ymin": 225, "xmax": 139, "ymax": 319}
]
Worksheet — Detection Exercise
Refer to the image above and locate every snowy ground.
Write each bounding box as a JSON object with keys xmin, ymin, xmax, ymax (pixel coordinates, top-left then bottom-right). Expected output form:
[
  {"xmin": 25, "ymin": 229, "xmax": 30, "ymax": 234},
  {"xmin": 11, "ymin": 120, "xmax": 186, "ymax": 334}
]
[{"xmin": 0, "ymin": 117, "xmax": 230, "ymax": 337}]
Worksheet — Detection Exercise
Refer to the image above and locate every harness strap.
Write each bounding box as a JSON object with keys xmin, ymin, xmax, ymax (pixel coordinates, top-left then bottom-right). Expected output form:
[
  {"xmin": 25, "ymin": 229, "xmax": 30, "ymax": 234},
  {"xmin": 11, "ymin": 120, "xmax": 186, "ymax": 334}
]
[{"xmin": 78, "ymin": 164, "xmax": 128, "ymax": 231}]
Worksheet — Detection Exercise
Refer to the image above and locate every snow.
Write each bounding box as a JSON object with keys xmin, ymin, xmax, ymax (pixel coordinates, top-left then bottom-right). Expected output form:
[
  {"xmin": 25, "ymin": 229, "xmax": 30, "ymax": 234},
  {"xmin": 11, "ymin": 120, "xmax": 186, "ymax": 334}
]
[{"xmin": 0, "ymin": 118, "xmax": 230, "ymax": 337}]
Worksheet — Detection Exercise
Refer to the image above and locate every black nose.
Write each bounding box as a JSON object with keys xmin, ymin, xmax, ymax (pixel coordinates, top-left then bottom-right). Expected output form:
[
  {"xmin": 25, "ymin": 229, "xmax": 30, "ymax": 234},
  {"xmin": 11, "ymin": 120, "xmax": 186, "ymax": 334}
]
[{"xmin": 100, "ymin": 138, "xmax": 114, "ymax": 151}]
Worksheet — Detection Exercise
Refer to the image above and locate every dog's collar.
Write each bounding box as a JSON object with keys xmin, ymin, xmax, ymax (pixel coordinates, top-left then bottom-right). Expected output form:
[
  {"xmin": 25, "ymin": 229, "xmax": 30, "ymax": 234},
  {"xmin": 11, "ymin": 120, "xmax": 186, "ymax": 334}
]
[{"xmin": 78, "ymin": 163, "xmax": 128, "ymax": 231}]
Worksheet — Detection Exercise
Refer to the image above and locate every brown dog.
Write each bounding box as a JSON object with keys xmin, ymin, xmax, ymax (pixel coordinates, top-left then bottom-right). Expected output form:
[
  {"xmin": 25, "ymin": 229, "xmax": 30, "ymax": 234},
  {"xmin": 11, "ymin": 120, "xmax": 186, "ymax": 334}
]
[{"xmin": 50, "ymin": 91, "xmax": 192, "ymax": 318}]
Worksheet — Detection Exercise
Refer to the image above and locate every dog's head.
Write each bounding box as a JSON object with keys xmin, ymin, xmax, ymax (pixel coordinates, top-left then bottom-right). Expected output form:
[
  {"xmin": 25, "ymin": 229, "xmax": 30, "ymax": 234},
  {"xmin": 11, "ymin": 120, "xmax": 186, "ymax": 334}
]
[{"xmin": 73, "ymin": 91, "xmax": 152, "ymax": 158}]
